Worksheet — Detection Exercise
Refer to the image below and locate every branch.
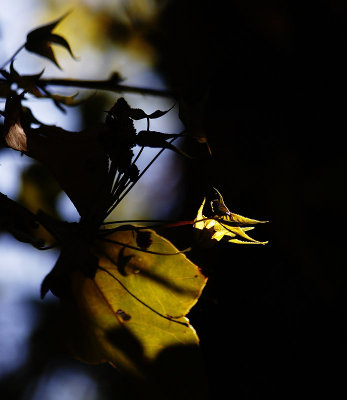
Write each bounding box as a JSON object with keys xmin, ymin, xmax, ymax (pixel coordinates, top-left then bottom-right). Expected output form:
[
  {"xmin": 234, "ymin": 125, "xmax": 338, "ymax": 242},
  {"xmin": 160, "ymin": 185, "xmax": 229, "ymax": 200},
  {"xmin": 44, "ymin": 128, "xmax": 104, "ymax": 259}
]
[{"xmin": 38, "ymin": 77, "xmax": 175, "ymax": 98}]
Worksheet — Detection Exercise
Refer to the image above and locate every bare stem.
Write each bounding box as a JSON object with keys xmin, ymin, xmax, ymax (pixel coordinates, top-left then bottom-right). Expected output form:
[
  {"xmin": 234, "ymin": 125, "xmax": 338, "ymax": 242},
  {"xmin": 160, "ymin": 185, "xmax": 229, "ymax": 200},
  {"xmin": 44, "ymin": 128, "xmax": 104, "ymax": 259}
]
[
  {"xmin": 105, "ymin": 136, "xmax": 180, "ymax": 218},
  {"xmin": 0, "ymin": 44, "xmax": 25, "ymax": 70}
]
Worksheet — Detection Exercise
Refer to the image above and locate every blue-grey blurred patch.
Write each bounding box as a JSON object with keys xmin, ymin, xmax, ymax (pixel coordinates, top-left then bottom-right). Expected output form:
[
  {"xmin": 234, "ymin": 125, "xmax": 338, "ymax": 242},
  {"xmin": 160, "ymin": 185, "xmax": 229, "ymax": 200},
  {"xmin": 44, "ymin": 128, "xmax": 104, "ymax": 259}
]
[{"xmin": 28, "ymin": 365, "xmax": 98, "ymax": 400}]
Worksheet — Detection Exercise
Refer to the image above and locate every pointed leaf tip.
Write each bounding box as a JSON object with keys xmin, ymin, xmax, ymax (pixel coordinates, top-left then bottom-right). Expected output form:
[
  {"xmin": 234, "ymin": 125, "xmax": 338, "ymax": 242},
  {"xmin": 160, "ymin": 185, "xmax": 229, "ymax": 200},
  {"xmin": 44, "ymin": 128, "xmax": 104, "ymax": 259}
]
[
  {"xmin": 24, "ymin": 12, "xmax": 76, "ymax": 68},
  {"xmin": 194, "ymin": 195, "xmax": 268, "ymax": 246}
]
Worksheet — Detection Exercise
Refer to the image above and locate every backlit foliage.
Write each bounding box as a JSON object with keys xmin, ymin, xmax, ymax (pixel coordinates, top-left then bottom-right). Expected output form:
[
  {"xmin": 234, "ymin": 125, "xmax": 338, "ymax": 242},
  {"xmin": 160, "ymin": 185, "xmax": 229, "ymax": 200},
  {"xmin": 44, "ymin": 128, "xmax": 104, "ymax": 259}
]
[{"xmin": 0, "ymin": 12, "xmax": 267, "ymax": 399}]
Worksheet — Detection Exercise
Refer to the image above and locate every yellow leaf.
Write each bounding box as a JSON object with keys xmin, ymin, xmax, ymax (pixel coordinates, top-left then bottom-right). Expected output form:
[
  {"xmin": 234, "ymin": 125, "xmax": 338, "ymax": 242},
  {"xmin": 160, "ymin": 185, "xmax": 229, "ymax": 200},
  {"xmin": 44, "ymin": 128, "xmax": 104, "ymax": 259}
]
[
  {"xmin": 194, "ymin": 198, "xmax": 268, "ymax": 245},
  {"xmin": 64, "ymin": 228, "xmax": 207, "ymax": 378}
]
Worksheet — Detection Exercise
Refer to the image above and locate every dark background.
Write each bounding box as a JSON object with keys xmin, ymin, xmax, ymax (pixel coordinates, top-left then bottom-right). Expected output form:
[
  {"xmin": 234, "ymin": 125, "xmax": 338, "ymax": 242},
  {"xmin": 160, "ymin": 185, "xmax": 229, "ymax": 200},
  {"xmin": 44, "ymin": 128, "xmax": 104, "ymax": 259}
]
[
  {"xmin": 1, "ymin": 1, "xmax": 347, "ymax": 399},
  {"xmin": 151, "ymin": 0, "xmax": 347, "ymax": 398}
]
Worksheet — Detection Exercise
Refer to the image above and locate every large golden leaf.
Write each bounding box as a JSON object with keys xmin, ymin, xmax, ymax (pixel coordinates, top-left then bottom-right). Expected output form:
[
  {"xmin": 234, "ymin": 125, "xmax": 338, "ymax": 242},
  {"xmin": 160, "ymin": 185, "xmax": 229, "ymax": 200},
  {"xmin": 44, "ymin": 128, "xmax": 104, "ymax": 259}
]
[{"xmin": 65, "ymin": 228, "xmax": 207, "ymax": 381}]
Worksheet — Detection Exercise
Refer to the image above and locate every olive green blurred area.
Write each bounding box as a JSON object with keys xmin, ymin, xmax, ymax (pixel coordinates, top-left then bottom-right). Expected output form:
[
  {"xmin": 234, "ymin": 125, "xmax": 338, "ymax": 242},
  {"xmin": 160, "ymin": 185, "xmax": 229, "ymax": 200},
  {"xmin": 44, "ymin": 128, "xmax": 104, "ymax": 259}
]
[{"xmin": 1, "ymin": 0, "xmax": 347, "ymax": 399}]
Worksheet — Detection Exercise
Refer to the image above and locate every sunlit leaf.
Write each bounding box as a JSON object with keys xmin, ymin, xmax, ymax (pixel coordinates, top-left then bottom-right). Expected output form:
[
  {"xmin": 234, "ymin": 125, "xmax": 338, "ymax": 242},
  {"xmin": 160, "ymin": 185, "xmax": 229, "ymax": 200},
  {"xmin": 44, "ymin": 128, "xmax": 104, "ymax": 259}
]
[
  {"xmin": 194, "ymin": 198, "xmax": 268, "ymax": 245},
  {"xmin": 63, "ymin": 228, "xmax": 207, "ymax": 379}
]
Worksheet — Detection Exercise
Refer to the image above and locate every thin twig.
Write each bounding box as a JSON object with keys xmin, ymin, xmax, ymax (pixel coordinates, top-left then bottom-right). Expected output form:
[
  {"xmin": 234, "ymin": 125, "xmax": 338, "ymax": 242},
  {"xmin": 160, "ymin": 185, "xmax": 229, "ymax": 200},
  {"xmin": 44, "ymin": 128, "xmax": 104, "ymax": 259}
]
[
  {"xmin": 0, "ymin": 44, "xmax": 25, "ymax": 70},
  {"xmin": 106, "ymin": 136, "xmax": 180, "ymax": 218}
]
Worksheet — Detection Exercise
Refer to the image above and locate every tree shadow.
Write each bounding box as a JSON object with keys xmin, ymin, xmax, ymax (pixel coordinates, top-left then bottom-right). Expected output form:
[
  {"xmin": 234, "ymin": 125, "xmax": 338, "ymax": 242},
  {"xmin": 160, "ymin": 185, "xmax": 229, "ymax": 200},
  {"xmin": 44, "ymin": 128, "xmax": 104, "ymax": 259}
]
[
  {"xmin": 105, "ymin": 325, "xmax": 208, "ymax": 400},
  {"xmin": 0, "ymin": 299, "xmax": 208, "ymax": 400}
]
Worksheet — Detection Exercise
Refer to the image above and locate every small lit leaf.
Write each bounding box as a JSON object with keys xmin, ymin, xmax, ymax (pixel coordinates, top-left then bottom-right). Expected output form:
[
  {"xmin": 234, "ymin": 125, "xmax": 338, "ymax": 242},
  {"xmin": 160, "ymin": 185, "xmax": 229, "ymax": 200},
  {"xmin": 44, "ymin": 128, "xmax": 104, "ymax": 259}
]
[
  {"xmin": 64, "ymin": 228, "xmax": 207, "ymax": 378},
  {"xmin": 194, "ymin": 198, "xmax": 268, "ymax": 245},
  {"xmin": 221, "ymin": 212, "xmax": 268, "ymax": 227},
  {"xmin": 24, "ymin": 13, "xmax": 77, "ymax": 69}
]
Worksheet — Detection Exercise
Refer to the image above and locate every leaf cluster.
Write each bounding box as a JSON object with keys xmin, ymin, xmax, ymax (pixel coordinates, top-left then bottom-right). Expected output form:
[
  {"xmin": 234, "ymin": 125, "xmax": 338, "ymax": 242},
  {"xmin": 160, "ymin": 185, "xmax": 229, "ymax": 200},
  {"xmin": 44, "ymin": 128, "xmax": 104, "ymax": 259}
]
[
  {"xmin": 194, "ymin": 189, "xmax": 268, "ymax": 246},
  {"xmin": 1, "ymin": 88, "xmax": 207, "ymax": 384},
  {"xmin": 0, "ymin": 12, "xmax": 268, "ymax": 397},
  {"xmin": 0, "ymin": 32, "xmax": 205, "ymax": 386}
]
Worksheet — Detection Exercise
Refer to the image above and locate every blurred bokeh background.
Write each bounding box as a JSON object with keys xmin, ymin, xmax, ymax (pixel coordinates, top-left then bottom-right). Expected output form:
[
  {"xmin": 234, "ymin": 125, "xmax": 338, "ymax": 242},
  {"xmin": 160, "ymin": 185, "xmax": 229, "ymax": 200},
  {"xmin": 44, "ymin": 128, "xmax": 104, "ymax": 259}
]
[{"xmin": 1, "ymin": 0, "xmax": 347, "ymax": 399}]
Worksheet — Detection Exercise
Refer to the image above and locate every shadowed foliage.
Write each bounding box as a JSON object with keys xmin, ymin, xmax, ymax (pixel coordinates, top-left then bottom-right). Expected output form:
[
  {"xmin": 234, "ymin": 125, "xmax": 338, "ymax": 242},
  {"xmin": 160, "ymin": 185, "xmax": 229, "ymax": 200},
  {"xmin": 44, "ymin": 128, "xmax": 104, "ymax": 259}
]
[{"xmin": 1, "ymin": 1, "xmax": 346, "ymax": 400}]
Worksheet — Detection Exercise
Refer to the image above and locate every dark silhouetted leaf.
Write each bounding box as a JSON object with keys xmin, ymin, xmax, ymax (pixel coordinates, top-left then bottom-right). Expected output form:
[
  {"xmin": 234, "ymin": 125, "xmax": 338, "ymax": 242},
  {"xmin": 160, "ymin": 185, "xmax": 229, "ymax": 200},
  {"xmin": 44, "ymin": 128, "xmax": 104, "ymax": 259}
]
[
  {"xmin": 3, "ymin": 94, "xmax": 110, "ymax": 218},
  {"xmin": 147, "ymin": 105, "xmax": 175, "ymax": 119},
  {"xmin": 135, "ymin": 130, "xmax": 190, "ymax": 157},
  {"xmin": 128, "ymin": 105, "xmax": 174, "ymax": 121},
  {"xmin": 0, "ymin": 80, "xmax": 13, "ymax": 98},
  {"xmin": 24, "ymin": 13, "xmax": 77, "ymax": 69},
  {"xmin": 0, "ymin": 192, "xmax": 44, "ymax": 248},
  {"xmin": 11, "ymin": 62, "xmax": 45, "ymax": 96},
  {"xmin": 3, "ymin": 95, "xmax": 189, "ymax": 221},
  {"xmin": 127, "ymin": 107, "xmax": 148, "ymax": 120}
]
